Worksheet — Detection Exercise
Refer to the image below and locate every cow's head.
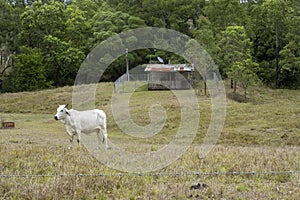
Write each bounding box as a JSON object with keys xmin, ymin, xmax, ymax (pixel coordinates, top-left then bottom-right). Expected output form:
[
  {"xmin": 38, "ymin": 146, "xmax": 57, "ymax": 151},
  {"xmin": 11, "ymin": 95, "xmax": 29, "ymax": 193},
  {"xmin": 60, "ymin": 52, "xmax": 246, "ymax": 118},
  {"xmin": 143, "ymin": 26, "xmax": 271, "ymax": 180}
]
[{"xmin": 54, "ymin": 104, "xmax": 69, "ymax": 121}]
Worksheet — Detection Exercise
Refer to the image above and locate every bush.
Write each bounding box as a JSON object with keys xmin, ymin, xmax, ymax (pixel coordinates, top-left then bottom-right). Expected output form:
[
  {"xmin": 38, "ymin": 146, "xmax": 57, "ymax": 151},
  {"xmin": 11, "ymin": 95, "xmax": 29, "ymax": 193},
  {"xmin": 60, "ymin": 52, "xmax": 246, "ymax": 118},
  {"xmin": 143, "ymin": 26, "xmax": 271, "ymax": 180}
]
[{"xmin": 9, "ymin": 47, "xmax": 52, "ymax": 92}]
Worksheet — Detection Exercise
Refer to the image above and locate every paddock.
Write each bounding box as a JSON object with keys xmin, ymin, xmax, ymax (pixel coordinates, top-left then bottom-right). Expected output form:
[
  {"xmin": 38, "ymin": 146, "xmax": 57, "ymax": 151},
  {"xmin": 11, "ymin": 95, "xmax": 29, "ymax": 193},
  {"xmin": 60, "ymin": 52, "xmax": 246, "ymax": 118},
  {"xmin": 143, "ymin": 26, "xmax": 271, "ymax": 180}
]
[
  {"xmin": 0, "ymin": 112, "xmax": 299, "ymax": 199},
  {"xmin": 0, "ymin": 83, "xmax": 299, "ymax": 199}
]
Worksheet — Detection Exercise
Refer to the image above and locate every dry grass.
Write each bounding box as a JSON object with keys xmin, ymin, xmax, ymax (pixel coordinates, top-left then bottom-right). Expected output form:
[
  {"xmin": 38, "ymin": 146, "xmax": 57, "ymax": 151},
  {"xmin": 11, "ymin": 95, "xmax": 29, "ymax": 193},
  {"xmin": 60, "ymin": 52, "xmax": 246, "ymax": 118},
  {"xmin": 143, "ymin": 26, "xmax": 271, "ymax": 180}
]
[{"xmin": 0, "ymin": 82, "xmax": 299, "ymax": 199}]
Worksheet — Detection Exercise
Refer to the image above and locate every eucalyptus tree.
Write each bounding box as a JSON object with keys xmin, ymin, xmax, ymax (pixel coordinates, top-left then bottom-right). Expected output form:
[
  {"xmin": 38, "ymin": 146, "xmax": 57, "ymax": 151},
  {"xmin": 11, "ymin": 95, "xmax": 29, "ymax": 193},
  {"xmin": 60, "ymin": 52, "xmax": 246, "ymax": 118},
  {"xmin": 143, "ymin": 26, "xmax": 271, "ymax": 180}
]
[
  {"xmin": 204, "ymin": 0, "xmax": 247, "ymax": 32},
  {"xmin": 106, "ymin": 0, "xmax": 206, "ymax": 36},
  {"xmin": 16, "ymin": 1, "xmax": 87, "ymax": 87},
  {"xmin": 0, "ymin": 0, "xmax": 22, "ymax": 76},
  {"xmin": 88, "ymin": 7, "xmax": 146, "ymax": 81},
  {"xmin": 219, "ymin": 26, "xmax": 258, "ymax": 94},
  {"xmin": 193, "ymin": 15, "xmax": 221, "ymax": 67},
  {"xmin": 18, "ymin": 1, "xmax": 67, "ymax": 48},
  {"xmin": 193, "ymin": 15, "xmax": 220, "ymax": 95},
  {"xmin": 278, "ymin": 2, "xmax": 300, "ymax": 88},
  {"xmin": 64, "ymin": 3, "xmax": 89, "ymax": 53},
  {"xmin": 201, "ymin": 0, "xmax": 249, "ymax": 80},
  {"xmin": 43, "ymin": 35, "xmax": 85, "ymax": 86},
  {"xmin": 227, "ymin": 59, "xmax": 259, "ymax": 101},
  {"xmin": 249, "ymin": 0, "xmax": 292, "ymax": 88}
]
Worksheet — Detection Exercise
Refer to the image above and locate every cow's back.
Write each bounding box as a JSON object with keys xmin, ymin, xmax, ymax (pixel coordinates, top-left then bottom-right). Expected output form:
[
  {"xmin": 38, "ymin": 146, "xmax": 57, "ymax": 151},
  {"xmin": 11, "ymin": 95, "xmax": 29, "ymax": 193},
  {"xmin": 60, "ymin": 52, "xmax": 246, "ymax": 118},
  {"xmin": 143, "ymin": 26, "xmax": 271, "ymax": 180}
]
[{"xmin": 70, "ymin": 109, "xmax": 106, "ymax": 133}]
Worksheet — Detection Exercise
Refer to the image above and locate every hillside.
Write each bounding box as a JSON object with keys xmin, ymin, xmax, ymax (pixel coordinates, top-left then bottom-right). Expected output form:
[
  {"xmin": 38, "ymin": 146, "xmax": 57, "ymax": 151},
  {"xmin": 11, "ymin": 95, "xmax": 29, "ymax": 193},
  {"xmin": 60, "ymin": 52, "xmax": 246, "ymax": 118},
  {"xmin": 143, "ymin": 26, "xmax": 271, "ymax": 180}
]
[
  {"xmin": 0, "ymin": 82, "xmax": 299, "ymax": 146},
  {"xmin": 0, "ymin": 83, "xmax": 110, "ymax": 114}
]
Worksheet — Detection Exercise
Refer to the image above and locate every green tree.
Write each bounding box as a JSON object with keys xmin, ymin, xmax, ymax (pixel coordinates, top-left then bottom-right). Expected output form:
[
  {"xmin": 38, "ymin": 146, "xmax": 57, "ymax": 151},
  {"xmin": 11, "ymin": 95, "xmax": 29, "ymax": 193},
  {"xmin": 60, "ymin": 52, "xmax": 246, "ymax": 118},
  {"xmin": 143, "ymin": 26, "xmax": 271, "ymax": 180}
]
[
  {"xmin": 204, "ymin": 0, "xmax": 246, "ymax": 32},
  {"xmin": 64, "ymin": 4, "xmax": 89, "ymax": 52},
  {"xmin": 43, "ymin": 35, "xmax": 85, "ymax": 86},
  {"xmin": 10, "ymin": 47, "xmax": 51, "ymax": 92},
  {"xmin": 70, "ymin": 0, "xmax": 102, "ymax": 53},
  {"xmin": 193, "ymin": 15, "xmax": 221, "ymax": 70},
  {"xmin": 71, "ymin": 0, "xmax": 101, "ymax": 19},
  {"xmin": 143, "ymin": 0, "xmax": 204, "ymax": 35},
  {"xmin": 265, "ymin": 0, "xmax": 291, "ymax": 88},
  {"xmin": 88, "ymin": 8, "xmax": 146, "ymax": 81},
  {"xmin": 194, "ymin": 16, "xmax": 217, "ymax": 54},
  {"xmin": 219, "ymin": 25, "xmax": 254, "ymax": 92},
  {"xmin": 185, "ymin": 38, "xmax": 215, "ymax": 96},
  {"xmin": 18, "ymin": 1, "xmax": 66, "ymax": 48},
  {"xmin": 0, "ymin": 0, "xmax": 22, "ymax": 76},
  {"xmin": 278, "ymin": 1, "xmax": 300, "ymax": 88},
  {"xmin": 249, "ymin": 0, "xmax": 292, "ymax": 87},
  {"xmin": 108, "ymin": 0, "xmax": 205, "ymax": 36},
  {"xmin": 279, "ymin": 17, "xmax": 300, "ymax": 88},
  {"xmin": 89, "ymin": 9, "xmax": 145, "ymax": 47},
  {"xmin": 17, "ymin": 1, "xmax": 87, "ymax": 87},
  {"xmin": 227, "ymin": 59, "xmax": 260, "ymax": 101}
]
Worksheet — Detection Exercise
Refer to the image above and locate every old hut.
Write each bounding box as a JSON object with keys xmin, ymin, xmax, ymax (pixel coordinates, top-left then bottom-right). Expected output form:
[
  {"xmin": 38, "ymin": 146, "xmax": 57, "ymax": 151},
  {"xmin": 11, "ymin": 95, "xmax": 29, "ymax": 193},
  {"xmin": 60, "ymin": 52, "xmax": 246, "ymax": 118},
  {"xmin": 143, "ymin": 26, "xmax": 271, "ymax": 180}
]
[{"xmin": 145, "ymin": 64, "xmax": 193, "ymax": 90}]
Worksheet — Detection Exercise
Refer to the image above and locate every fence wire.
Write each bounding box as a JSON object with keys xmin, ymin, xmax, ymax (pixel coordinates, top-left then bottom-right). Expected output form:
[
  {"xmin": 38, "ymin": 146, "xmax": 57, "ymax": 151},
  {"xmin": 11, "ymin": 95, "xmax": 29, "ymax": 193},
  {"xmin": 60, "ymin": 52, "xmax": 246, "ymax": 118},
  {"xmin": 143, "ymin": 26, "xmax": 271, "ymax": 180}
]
[{"xmin": 1, "ymin": 171, "xmax": 299, "ymax": 179}]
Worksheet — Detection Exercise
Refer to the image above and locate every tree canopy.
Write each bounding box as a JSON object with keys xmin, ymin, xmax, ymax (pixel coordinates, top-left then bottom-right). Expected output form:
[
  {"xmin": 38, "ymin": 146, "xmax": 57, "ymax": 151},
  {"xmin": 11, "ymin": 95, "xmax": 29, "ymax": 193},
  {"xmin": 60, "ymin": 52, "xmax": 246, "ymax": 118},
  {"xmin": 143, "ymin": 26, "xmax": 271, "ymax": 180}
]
[{"xmin": 0, "ymin": 0, "xmax": 299, "ymax": 92}]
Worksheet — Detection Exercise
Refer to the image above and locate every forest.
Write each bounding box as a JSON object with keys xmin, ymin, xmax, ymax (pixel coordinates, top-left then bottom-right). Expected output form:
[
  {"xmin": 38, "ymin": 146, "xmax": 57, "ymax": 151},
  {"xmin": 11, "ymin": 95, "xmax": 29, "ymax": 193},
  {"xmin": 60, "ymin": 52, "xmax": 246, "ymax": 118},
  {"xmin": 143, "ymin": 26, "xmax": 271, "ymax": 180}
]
[{"xmin": 0, "ymin": 0, "xmax": 299, "ymax": 92}]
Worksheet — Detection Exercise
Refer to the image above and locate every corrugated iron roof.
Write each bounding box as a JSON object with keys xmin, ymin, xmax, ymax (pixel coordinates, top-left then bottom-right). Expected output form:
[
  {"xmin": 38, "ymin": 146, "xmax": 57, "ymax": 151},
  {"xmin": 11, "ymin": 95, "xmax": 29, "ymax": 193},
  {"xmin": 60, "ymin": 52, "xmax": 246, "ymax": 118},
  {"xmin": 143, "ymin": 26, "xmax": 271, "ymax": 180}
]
[{"xmin": 145, "ymin": 64, "xmax": 193, "ymax": 72}]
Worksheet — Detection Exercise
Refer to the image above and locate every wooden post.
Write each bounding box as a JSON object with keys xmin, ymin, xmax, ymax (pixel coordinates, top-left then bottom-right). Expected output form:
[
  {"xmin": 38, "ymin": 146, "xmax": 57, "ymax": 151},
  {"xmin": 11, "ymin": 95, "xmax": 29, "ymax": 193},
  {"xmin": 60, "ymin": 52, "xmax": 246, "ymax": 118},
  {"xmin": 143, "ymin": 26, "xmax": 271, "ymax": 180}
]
[{"xmin": 126, "ymin": 48, "xmax": 129, "ymax": 81}]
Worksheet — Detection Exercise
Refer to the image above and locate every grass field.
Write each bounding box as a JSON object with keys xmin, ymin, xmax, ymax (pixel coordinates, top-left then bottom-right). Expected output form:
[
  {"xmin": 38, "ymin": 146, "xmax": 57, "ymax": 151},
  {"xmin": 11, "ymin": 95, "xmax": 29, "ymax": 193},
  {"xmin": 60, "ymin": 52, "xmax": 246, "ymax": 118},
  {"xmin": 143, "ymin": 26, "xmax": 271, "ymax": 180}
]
[{"xmin": 0, "ymin": 82, "xmax": 299, "ymax": 199}]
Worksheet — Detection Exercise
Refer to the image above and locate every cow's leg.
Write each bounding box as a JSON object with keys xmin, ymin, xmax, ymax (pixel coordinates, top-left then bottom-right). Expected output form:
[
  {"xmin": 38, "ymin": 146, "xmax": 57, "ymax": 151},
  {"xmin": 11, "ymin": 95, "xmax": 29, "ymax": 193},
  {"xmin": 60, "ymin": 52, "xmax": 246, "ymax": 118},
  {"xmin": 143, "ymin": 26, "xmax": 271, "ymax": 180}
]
[
  {"xmin": 101, "ymin": 125, "xmax": 108, "ymax": 150},
  {"xmin": 96, "ymin": 128, "xmax": 102, "ymax": 150},
  {"xmin": 66, "ymin": 127, "xmax": 74, "ymax": 149},
  {"xmin": 104, "ymin": 130, "xmax": 108, "ymax": 150},
  {"xmin": 69, "ymin": 134, "xmax": 74, "ymax": 149},
  {"xmin": 76, "ymin": 129, "xmax": 81, "ymax": 147}
]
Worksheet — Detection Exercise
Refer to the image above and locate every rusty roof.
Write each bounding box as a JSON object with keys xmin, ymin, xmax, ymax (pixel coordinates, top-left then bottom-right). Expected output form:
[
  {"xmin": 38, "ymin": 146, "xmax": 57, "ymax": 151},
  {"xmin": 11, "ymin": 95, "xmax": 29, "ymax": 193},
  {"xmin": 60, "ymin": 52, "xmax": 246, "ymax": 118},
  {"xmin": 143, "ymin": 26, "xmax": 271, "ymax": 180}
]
[{"xmin": 145, "ymin": 64, "xmax": 192, "ymax": 72}]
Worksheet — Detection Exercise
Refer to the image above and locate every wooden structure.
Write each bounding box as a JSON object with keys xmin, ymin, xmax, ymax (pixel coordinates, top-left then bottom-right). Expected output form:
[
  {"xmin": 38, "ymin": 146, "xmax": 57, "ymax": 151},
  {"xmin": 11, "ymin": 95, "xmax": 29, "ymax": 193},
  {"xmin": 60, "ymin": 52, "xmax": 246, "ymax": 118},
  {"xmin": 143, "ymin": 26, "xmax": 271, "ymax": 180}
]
[
  {"xmin": 1, "ymin": 121, "xmax": 15, "ymax": 129},
  {"xmin": 145, "ymin": 64, "xmax": 193, "ymax": 90}
]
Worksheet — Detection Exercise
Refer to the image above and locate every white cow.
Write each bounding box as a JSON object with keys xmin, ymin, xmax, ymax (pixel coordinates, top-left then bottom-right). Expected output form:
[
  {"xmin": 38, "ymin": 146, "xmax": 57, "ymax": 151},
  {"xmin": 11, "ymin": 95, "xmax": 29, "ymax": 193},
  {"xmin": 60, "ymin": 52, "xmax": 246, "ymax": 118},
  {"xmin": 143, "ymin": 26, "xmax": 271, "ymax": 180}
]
[{"xmin": 54, "ymin": 105, "xmax": 108, "ymax": 150}]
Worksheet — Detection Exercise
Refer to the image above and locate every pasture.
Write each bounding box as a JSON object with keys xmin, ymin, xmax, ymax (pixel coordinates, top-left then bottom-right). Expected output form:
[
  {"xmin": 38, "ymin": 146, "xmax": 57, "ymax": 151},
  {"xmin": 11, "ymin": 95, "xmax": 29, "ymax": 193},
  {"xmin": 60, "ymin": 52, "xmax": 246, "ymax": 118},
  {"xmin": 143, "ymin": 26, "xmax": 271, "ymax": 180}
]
[{"xmin": 0, "ymin": 82, "xmax": 299, "ymax": 199}]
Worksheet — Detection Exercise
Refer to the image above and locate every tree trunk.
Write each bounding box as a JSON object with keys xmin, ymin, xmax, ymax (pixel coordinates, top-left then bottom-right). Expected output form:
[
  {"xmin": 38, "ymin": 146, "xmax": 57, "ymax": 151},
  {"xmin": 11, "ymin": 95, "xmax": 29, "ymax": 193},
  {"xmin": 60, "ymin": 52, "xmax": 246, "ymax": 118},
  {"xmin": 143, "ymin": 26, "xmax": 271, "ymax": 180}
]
[
  {"xmin": 1, "ymin": 55, "xmax": 11, "ymax": 75},
  {"xmin": 275, "ymin": 22, "xmax": 279, "ymax": 88},
  {"xmin": 233, "ymin": 80, "xmax": 237, "ymax": 93},
  {"xmin": 204, "ymin": 80, "xmax": 207, "ymax": 96}
]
